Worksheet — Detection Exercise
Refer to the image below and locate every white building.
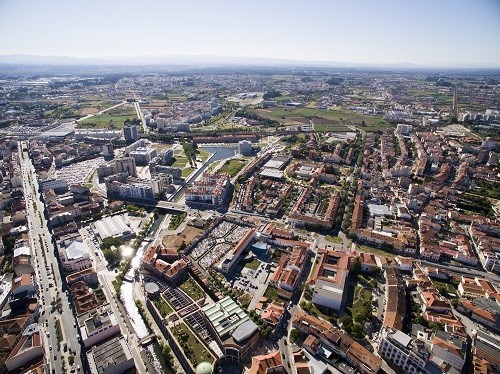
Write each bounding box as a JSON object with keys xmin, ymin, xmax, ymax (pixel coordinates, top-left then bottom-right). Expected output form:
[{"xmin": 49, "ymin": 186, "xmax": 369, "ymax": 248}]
[
  {"xmin": 378, "ymin": 329, "xmax": 427, "ymax": 374},
  {"xmin": 79, "ymin": 306, "xmax": 121, "ymax": 348},
  {"xmin": 118, "ymin": 182, "xmax": 154, "ymax": 201},
  {"xmin": 396, "ymin": 124, "xmax": 413, "ymax": 135},
  {"xmin": 59, "ymin": 240, "xmax": 93, "ymax": 273},
  {"xmin": 129, "ymin": 147, "xmax": 157, "ymax": 165}
]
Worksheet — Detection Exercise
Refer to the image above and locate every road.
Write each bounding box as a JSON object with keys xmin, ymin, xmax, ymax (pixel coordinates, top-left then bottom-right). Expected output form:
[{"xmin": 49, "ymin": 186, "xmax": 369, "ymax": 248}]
[
  {"xmin": 19, "ymin": 141, "xmax": 82, "ymax": 374},
  {"xmin": 134, "ymin": 102, "xmax": 148, "ymax": 134}
]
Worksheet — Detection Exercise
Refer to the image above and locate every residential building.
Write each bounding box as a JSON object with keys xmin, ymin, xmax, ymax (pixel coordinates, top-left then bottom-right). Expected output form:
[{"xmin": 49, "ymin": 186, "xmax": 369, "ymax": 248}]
[
  {"xmin": 185, "ymin": 172, "xmax": 231, "ymax": 208},
  {"xmin": 378, "ymin": 328, "xmax": 428, "ymax": 374},
  {"xmin": 123, "ymin": 124, "xmax": 138, "ymax": 142},
  {"xmin": 293, "ymin": 309, "xmax": 381, "ymax": 374},
  {"xmin": 78, "ymin": 305, "xmax": 121, "ymax": 348}
]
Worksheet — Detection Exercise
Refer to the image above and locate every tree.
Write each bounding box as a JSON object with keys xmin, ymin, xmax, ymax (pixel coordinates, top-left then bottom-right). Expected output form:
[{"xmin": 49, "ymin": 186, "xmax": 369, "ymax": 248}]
[
  {"xmin": 340, "ymin": 315, "xmax": 353, "ymax": 331},
  {"xmin": 290, "ymin": 328, "xmax": 300, "ymax": 343},
  {"xmin": 352, "ymin": 322, "xmax": 363, "ymax": 338}
]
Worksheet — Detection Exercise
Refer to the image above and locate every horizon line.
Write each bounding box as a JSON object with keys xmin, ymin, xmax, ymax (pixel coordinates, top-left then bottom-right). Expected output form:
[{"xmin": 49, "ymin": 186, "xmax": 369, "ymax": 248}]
[{"xmin": 1, "ymin": 53, "xmax": 500, "ymax": 70}]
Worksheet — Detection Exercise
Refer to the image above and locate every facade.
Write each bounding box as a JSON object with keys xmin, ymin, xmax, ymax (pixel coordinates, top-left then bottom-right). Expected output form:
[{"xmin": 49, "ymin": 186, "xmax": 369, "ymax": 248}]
[
  {"xmin": 185, "ymin": 172, "xmax": 231, "ymax": 208},
  {"xmin": 117, "ymin": 182, "xmax": 154, "ymax": 201},
  {"xmin": 309, "ymin": 249, "xmax": 350, "ymax": 310},
  {"xmin": 378, "ymin": 329, "xmax": 428, "ymax": 374},
  {"xmin": 129, "ymin": 147, "xmax": 157, "ymax": 165},
  {"xmin": 123, "ymin": 124, "xmax": 138, "ymax": 142},
  {"xmin": 40, "ymin": 178, "xmax": 68, "ymax": 192}
]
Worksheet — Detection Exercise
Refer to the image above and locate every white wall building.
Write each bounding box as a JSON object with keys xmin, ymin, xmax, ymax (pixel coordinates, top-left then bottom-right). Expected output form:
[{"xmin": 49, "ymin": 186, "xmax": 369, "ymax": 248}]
[{"xmin": 59, "ymin": 240, "xmax": 93, "ymax": 273}]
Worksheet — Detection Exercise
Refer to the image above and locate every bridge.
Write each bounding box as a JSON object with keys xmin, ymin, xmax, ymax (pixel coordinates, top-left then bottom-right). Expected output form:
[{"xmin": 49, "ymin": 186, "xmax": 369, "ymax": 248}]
[
  {"xmin": 138, "ymin": 333, "xmax": 157, "ymax": 346},
  {"xmin": 155, "ymin": 201, "xmax": 187, "ymax": 212}
]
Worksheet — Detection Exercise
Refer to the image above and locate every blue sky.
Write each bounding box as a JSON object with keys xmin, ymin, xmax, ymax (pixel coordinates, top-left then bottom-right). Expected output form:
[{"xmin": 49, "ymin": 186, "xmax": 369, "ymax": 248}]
[{"xmin": 1, "ymin": 0, "xmax": 499, "ymax": 66}]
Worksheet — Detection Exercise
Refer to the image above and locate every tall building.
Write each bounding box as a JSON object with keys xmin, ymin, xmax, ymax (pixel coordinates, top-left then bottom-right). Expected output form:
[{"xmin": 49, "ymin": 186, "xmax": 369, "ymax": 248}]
[
  {"xmin": 238, "ymin": 140, "xmax": 253, "ymax": 156},
  {"xmin": 123, "ymin": 125, "xmax": 138, "ymax": 142},
  {"xmin": 114, "ymin": 157, "xmax": 137, "ymax": 177}
]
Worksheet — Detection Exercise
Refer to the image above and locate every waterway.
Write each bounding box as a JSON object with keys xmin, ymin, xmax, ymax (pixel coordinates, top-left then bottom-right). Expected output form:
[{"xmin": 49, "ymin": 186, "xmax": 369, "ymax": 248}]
[{"xmin": 120, "ymin": 215, "xmax": 172, "ymax": 373}]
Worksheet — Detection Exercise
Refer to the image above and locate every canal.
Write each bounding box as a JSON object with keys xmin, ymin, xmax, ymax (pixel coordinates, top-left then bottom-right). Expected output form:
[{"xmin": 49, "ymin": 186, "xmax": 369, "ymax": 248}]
[{"xmin": 119, "ymin": 145, "xmax": 239, "ymax": 372}]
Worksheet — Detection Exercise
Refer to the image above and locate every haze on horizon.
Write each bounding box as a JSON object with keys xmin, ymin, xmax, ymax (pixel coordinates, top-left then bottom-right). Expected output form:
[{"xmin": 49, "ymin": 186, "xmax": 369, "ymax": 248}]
[{"xmin": 1, "ymin": 0, "xmax": 499, "ymax": 67}]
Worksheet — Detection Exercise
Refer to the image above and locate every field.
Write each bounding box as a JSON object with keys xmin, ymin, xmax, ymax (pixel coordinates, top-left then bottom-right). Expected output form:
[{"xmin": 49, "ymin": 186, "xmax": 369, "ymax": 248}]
[
  {"xmin": 356, "ymin": 244, "xmax": 397, "ymax": 258},
  {"xmin": 239, "ymin": 258, "xmax": 260, "ymax": 270},
  {"xmin": 162, "ymin": 226, "xmax": 203, "ymax": 248},
  {"xmin": 77, "ymin": 104, "xmax": 138, "ymax": 129},
  {"xmin": 250, "ymin": 107, "xmax": 389, "ymax": 131},
  {"xmin": 218, "ymin": 159, "xmax": 247, "ymax": 177}
]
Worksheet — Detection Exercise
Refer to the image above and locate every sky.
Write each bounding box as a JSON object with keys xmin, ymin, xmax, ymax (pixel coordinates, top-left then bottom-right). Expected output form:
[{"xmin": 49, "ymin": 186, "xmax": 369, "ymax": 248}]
[{"xmin": 1, "ymin": 0, "xmax": 500, "ymax": 67}]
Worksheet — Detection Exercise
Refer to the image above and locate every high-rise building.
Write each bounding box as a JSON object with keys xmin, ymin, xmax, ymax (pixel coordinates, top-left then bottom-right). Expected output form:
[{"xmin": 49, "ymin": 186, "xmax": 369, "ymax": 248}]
[
  {"xmin": 114, "ymin": 157, "xmax": 137, "ymax": 177},
  {"xmin": 238, "ymin": 140, "xmax": 253, "ymax": 156},
  {"xmin": 123, "ymin": 125, "xmax": 138, "ymax": 142}
]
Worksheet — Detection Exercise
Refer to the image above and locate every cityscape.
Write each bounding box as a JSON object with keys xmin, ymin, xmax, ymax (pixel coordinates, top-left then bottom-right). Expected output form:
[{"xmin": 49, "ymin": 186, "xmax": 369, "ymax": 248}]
[{"xmin": 0, "ymin": 1, "xmax": 500, "ymax": 374}]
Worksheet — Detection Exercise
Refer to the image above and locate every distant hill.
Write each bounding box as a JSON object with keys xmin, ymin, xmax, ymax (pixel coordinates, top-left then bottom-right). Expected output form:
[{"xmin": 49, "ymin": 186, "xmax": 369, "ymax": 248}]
[{"xmin": 0, "ymin": 54, "xmax": 498, "ymax": 71}]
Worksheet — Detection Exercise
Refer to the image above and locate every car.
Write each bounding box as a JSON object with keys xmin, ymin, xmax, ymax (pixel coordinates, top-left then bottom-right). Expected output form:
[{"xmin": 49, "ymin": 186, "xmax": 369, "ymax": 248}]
[
  {"xmin": 49, "ymin": 345, "xmax": 52, "ymax": 350},
  {"xmin": 54, "ymin": 354, "xmax": 57, "ymax": 360}
]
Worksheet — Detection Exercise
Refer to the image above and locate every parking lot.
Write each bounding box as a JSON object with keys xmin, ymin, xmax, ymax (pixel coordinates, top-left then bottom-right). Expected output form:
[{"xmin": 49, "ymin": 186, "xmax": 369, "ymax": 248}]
[{"xmin": 55, "ymin": 157, "xmax": 104, "ymax": 185}]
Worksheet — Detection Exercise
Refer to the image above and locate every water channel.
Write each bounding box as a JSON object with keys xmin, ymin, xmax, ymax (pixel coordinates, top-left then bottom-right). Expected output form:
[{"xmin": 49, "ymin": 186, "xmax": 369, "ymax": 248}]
[{"xmin": 119, "ymin": 145, "xmax": 239, "ymax": 373}]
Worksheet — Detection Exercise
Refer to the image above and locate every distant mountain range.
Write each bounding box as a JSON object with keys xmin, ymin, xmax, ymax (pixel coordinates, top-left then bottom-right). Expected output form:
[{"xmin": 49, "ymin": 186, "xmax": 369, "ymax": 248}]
[{"xmin": 0, "ymin": 54, "xmax": 498, "ymax": 70}]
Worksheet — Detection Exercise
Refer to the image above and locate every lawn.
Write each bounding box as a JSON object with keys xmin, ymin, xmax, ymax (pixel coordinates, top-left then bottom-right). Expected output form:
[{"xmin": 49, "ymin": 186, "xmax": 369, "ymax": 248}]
[
  {"xmin": 182, "ymin": 167, "xmax": 195, "ymax": 178},
  {"xmin": 325, "ymin": 235, "xmax": 343, "ymax": 243},
  {"xmin": 179, "ymin": 276, "xmax": 205, "ymax": 301},
  {"xmin": 240, "ymin": 258, "xmax": 260, "ymax": 270},
  {"xmin": 172, "ymin": 323, "xmax": 213, "ymax": 366},
  {"xmin": 154, "ymin": 296, "xmax": 173, "ymax": 317},
  {"xmin": 356, "ymin": 244, "xmax": 397, "ymax": 258},
  {"xmin": 198, "ymin": 149, "xmax": 211, "ymax": 162},
  {"xmin": 77, "ymin": 104, "xmax": 137, "ymax": 129},
  {"xmin": 218, "ymin": 159, "xmax": 247, "ymax": 177}
]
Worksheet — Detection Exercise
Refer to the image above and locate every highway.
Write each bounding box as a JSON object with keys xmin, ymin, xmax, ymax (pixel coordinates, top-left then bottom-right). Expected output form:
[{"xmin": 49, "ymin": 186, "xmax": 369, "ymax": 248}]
[{"xmin": 19, "ymin": 141, "xmax": 82, "ymax": 374}]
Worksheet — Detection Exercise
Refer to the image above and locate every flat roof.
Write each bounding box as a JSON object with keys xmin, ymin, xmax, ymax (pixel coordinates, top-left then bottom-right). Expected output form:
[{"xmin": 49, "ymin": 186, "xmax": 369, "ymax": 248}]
[
  {"xmin": 368, "ymin": 204, "xmax": 392, "ymax": 216},
  {"xmin": 263, "ymin": 160, "xmax": 285, "ymax": 169},
  {"xmin": 259, "ymin": 169, "xmax": 284, "ymax": 179}
]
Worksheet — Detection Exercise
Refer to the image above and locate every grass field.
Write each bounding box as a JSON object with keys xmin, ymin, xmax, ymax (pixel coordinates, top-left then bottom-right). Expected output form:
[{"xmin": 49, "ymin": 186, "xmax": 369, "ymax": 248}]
[
  {"xmin": 251, "ymin": 107, "xmax": 387, "ymax": 128},
  {"xmin": 240, "ymin": 258, "xmax": 260, "ymax": 270},
  {"xmin": 349, "ymin": 286, "xmax": 372, "ymax": 318},
  {"xmin": 218, "ymin": 159, "xmax": 247, "ymax": 177},
  {"xmin": 356, "ymin": 244, "xmax": 397, "ymax": 258},
  {"xmin": 179, "ymin": 277, "xmax": 205, "ymax": 301},
  {"xmin": 325, "ymin": 235, "xmax": 343, "ymax": 243},
  {"xmin": 77, "ymin": 105, "xmax": 137, "ymax": 129}
]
